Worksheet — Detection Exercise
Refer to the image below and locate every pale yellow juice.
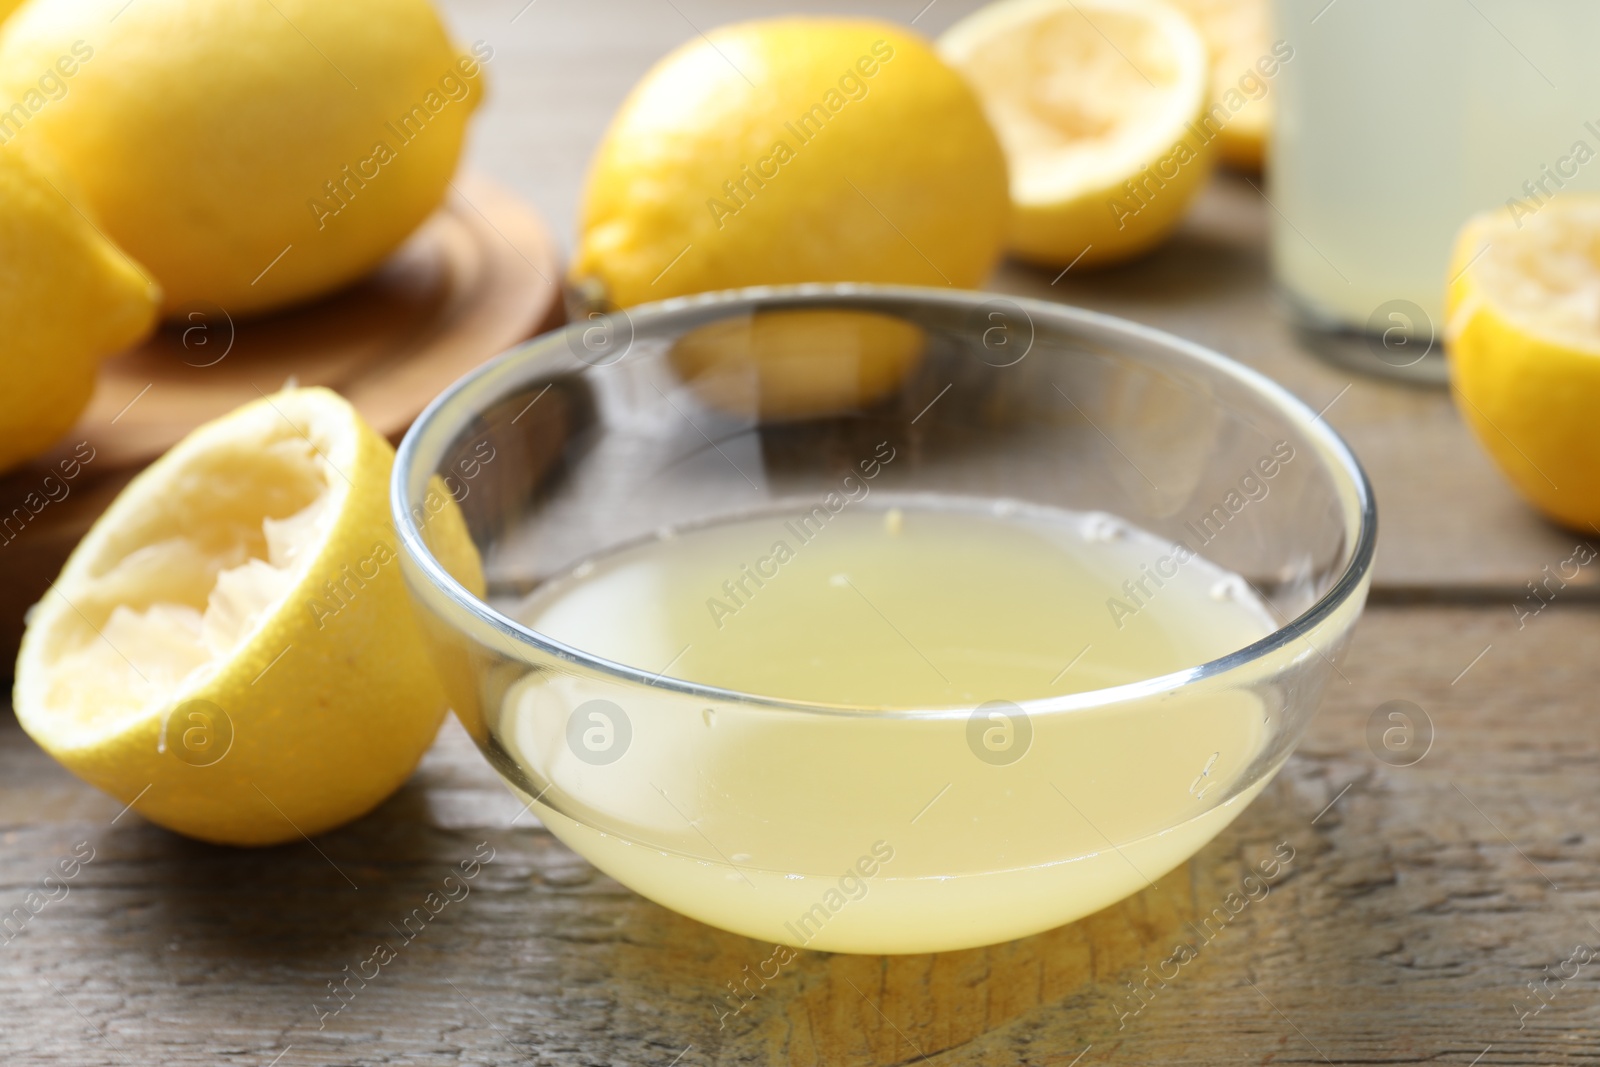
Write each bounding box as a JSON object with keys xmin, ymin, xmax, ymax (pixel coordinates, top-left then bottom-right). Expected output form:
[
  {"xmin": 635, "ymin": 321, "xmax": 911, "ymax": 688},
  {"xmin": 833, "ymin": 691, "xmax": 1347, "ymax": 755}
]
[{"xmin": 495, "ymin": 501, "xmax": 1281, "ymax": 953}]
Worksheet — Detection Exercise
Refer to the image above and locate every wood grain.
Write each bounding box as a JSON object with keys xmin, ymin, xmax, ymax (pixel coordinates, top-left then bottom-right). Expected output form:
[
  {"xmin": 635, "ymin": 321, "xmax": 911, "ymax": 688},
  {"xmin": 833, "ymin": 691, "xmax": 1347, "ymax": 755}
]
[
  {"xmin": 2, "ymin": 604, "xmax": 1592, "ymax": 1065},
  {"xmin": 3, "ymin": 3, "xmax": 1595, "ymax": 1065}
]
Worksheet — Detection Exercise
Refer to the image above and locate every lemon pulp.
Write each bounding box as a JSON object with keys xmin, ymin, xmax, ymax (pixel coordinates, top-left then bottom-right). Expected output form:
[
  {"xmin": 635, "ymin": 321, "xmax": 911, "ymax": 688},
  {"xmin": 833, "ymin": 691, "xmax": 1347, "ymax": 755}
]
[
  {"xmin": 1457, "ymin": 202, "xmax": 1600, "ymax": 352},
  {"xmin": 939, "ymin": 0, "xmax": 1215, "ymax": 268},
  {"xmin": 1447, "ymin": 198, "xmax": 1600, "ymax": 530},
  {"xmin": 42, "ymin": 437, "xmax": 335, "ymax": 740}
]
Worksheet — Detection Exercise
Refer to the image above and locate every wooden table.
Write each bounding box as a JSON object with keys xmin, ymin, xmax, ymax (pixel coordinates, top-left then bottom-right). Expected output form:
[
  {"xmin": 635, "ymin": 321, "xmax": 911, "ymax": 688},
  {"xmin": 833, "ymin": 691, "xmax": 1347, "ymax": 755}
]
[{"xmin": 5, "ymin": 2, "xmax": 1595, "ymax": 1063}]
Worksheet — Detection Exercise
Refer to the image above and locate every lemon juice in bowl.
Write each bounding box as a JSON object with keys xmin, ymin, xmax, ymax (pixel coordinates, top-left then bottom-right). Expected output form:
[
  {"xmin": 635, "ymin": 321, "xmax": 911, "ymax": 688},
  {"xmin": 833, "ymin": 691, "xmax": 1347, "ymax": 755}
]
[
  {"xmin": 501, "ymin": 502, "xmax": 1280, "ymax": 953},
  {"xmin": 394, "ymin": 290, "xmax": 1374, "ymax": 955}
]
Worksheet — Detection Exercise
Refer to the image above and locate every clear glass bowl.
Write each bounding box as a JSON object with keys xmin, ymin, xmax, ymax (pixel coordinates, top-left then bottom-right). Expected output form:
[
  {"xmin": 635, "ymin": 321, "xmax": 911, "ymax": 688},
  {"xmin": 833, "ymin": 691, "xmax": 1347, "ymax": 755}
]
[{"xmin": 392, "ymin": 284, "xmax": 1375, "ymax": 955}]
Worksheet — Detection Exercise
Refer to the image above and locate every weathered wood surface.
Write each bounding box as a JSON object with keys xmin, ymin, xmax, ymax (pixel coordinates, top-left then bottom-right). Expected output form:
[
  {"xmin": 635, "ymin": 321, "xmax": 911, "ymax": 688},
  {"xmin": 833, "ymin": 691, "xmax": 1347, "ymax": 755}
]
[
  {"xmin": 5, "ymin": 1, "xmax": 1597, "ymax": 1064},
  {"xmin": 3, "ymin": 604, "xmax": 1593, "ymax": 1065}
]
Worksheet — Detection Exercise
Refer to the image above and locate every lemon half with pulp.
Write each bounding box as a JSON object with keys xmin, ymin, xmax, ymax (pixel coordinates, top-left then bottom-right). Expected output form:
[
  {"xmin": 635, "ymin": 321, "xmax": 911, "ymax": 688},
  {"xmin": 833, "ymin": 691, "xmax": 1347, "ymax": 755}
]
[
  {"xmin": 1167, "ymin": 0, "xmax": 1274, "ymax": 170},
  {"xmin": 14, "ymin": 387, "xmax": 483, "ymax": 845},
  {"xmin": 1448, "ymin": 198, "xmax": 1600, "ymax": 531},
  {"xmin": 940, "ymin": 0, "xmax": 1215, "ymax": 269}
]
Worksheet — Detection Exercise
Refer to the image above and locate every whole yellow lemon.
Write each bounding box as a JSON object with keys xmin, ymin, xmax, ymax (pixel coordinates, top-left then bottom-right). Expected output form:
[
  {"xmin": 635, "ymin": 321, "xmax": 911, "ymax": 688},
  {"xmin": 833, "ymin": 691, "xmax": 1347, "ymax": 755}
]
[
  {"xmin": 0, "ymin": 0, "xmax": 485, "ymax": 316},
  {"xmin": 0, "ymin": 147, "xmax": 157, "ymax": 473},
  {"xmin": 572, "ymin": 18, "xmax": 1010, "ymax": 309}
]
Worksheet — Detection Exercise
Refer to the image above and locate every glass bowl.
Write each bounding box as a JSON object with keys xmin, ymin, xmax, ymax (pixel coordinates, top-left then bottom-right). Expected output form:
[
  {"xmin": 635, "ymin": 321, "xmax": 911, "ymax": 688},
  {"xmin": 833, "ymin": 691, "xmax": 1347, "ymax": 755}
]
[{"xmin": 392, "ymin": 284, "xmax": 1375, "ymax": 955}]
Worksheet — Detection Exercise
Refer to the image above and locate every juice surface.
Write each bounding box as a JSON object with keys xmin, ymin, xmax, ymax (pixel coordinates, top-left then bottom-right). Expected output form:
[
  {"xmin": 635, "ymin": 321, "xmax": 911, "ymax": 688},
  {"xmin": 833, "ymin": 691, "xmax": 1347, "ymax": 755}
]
[
  {"xmin": 516, "ymin": 502, "xmax": 1273, "ymax": 707},
  {"xmin": 498, "ymin": 501, "xmax": 1282, "ymax": 953}
]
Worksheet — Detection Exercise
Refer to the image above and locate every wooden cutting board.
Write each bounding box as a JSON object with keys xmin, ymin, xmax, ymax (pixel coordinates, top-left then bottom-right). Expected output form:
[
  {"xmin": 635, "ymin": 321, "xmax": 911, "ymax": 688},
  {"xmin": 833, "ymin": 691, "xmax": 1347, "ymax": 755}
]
[{"xmin": 0, "ymin": 172, "xmax": 563, "ymax": 664}]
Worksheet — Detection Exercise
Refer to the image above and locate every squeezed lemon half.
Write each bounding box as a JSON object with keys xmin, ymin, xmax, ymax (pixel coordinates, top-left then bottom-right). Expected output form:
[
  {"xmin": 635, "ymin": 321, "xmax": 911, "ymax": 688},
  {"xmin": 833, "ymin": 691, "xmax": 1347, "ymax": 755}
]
[
  {"xmin": 939, "ymin": 0, "xmax": 1215, "ymax": 269},
  {"xmin": 14, "ymin": 387, "xmax": 483, "ymax": 845},
  {"xmin": 1447, "ymin": 197, "xmax": 1600, "ymax": 530},
  {"xmin": 1168, "ymin": 0, "xmax": 1273, "ymax": 170}
]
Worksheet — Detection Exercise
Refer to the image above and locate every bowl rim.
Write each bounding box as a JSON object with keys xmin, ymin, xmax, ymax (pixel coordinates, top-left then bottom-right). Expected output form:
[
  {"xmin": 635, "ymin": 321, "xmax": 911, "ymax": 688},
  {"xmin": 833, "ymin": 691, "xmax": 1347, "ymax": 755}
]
[{"xmin": 392, "ymin": 283, "xmax": 1377, "ymax": 719}]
